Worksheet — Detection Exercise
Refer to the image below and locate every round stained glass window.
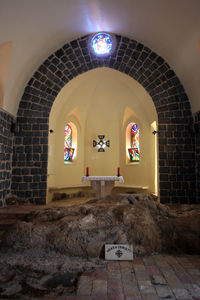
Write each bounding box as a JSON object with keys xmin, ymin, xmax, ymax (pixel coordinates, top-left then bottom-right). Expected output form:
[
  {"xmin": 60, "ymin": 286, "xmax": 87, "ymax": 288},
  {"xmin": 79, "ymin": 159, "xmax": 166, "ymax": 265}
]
[{"xmin": 91, "ymin": 33, "xmax": 113, "ymax": 55}]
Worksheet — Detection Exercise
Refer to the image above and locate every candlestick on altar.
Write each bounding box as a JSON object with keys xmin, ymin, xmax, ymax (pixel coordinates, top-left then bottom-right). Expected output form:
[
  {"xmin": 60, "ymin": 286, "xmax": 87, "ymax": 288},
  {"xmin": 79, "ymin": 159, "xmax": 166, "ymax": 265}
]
[
  {"xmin": 86, "ymin": 167, "xmax": 89, "ymax": 177},
  {"xmin": 117, "ymin": 167, "xmax": 120, "ymax": 176}
]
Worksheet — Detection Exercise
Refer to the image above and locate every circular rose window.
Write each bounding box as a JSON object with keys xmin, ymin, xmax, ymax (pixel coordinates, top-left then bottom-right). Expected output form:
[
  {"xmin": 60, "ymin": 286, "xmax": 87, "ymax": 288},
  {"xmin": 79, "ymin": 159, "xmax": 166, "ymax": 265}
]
[{"xmin": 91, "ymin": 32, "xmax": 113, "ymax": 55}]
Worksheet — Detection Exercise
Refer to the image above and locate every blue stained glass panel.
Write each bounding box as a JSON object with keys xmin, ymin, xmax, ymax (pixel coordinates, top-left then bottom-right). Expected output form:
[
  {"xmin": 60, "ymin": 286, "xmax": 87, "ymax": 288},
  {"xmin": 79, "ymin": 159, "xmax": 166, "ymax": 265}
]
[
  {"xmin": 128, "ymin": 148, "xmax": 140, "ymax": 162},
  {"xmin": 64, "ymin": 148, "xmax": 74, "ymax": 162},
  {"xmin": 131, "ymin": 124, "xmax": 139, "ymax": 150},
  {"xmin": 91, "ymin": 33, "xmax": 113, "ymax": 55},
  {"xmin": 64, "ymin": 124, "xmax": 74, "ymax": 162},
  {"xmin": 129, "ymin": 124, "xmax": 140, "ymax": 162},
  {"xmin": 64, "ymin": 124, "xmax": 72, "ymax": 148}
]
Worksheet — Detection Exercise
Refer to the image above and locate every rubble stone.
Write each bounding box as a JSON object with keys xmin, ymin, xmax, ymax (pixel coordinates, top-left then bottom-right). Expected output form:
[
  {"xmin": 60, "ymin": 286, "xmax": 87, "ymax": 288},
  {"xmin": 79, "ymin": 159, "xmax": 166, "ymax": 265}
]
[{"xmin": 3, "ymin": 194, "xmax": 200, "ymax": 258}]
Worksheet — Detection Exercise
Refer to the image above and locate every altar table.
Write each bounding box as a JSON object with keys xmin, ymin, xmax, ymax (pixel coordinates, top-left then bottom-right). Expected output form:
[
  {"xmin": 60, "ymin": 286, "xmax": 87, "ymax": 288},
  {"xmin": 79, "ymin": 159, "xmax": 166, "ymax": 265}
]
[{"xmin": 82, "ymin": 176, "xmax": 124, "ymax": 199}]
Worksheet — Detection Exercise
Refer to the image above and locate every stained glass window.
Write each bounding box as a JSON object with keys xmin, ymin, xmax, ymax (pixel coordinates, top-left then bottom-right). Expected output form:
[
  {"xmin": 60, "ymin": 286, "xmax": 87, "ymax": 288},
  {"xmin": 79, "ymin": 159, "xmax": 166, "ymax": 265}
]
[
  {"xmin": 64, "ymin": 124, "xmax": 74, "ymax": 162},
  {"xmin": 64, "ymin": 124, "xmax": 72, "ymax": 148},
  {"xmin": 91, "ymin": 33, "xmax": 113, "ymax": 55},
  {"xmin": 64, "ymin": 147, "xmax": 74, "ymax": 162},
  {"xmin": 128, "ymin": 124, "xmax": 140, "ymax": 162}
]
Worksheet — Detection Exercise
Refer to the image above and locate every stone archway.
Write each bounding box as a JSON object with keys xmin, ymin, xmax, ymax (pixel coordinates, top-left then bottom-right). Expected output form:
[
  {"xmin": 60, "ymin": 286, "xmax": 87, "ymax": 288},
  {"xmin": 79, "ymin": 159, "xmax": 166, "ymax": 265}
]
[{"xmin": 12, "ymin": 34, "xmax": 196, "ymax": 204}]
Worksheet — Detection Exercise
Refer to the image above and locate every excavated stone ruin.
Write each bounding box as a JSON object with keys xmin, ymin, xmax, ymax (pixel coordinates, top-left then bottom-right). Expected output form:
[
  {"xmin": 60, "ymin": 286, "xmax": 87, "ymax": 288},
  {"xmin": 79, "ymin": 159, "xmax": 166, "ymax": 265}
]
[
  {"xmin": 0, "ymin": 193, "xmax": 199, "ymax": 298},
  {"xmin": 2, "ymin": 193, "xmax": 200, "ymax": 257}
]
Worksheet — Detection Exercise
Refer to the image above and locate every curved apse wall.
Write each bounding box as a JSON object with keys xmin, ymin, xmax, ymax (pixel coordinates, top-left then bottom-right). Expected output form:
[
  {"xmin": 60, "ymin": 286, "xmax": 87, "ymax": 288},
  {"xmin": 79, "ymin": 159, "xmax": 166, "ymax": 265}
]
[{"xmin": 47, "ymin": 68, "xmax": 158, "ymax": 198}]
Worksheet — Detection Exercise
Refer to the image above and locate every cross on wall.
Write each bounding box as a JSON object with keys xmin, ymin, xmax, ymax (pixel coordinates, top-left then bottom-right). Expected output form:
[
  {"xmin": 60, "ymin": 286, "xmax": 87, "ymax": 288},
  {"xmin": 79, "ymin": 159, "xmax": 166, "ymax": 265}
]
[{"xmin": 93, "ymin": 135, "xmax": 110, "ymax": 152}]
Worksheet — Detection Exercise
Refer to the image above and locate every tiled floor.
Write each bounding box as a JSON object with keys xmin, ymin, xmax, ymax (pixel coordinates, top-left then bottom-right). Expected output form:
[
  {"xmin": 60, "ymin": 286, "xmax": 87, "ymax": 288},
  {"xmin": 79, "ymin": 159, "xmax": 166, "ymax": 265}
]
[{"xmin": 37, "ymin": 254, "xmax": 200, "ymax": 300}]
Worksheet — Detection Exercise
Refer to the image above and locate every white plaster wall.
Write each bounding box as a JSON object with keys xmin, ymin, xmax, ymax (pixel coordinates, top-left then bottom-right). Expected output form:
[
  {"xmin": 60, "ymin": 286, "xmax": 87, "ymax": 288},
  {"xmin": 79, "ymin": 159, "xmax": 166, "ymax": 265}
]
[{"xmin": 0, "ymin": 42, "xmax": 12, "ymax": 107}]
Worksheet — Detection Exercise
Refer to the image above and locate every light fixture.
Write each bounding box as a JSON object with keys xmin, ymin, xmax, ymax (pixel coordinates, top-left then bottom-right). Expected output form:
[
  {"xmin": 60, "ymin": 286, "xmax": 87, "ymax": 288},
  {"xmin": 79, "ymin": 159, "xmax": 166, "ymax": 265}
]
[
  {"xmin": 93, "ymin": 135, "xmax": 110, "ymax": 152},
  {"xmin": 152, "ymin": 130, "xmax": 159, "ymax": 135}
]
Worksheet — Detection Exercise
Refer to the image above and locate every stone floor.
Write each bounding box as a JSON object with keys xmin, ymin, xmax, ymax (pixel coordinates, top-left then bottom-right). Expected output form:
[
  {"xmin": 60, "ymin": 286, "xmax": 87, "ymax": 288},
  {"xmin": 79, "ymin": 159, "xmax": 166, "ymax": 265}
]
[{"xmin": 34, "ymin": 254, "xmax": 200, "ymax": 300}]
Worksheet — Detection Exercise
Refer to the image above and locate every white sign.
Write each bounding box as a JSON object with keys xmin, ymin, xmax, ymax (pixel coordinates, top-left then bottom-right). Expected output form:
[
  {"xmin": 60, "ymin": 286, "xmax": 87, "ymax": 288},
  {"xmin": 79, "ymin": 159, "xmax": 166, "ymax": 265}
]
[{"xmin": 105, "ymin": 244, "xmax": 133, "ymax": 261}]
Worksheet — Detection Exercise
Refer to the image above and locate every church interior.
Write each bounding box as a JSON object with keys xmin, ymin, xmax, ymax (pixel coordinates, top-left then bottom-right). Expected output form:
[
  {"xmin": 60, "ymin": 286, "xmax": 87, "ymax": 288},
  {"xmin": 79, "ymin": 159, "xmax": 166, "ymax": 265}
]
[{"xmin": 0, "ymin": 1, "xmax": 200, "ymax": 299}]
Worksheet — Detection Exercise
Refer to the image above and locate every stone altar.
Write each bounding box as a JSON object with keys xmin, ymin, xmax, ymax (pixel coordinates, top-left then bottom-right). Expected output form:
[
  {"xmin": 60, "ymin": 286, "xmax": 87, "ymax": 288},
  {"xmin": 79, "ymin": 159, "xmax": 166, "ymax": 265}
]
[{"xmin": 82, "ymin": 176, "xmax": 124, "ymax": 199}]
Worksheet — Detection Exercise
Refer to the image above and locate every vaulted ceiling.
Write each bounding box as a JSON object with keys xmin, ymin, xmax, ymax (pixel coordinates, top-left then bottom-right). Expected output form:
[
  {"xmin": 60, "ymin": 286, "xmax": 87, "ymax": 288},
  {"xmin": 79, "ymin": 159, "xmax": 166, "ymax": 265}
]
[{"xmin": 0, "ymin": 0, "xmax": 200, "ymax": 115}]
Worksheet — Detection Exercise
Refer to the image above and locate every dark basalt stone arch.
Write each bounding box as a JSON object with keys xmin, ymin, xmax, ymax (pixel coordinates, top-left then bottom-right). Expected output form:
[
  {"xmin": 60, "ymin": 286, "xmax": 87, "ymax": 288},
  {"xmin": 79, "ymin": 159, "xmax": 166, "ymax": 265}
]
[{"xmin": 11, "ymin": 34, "xmax": 196, "ymax": 204}]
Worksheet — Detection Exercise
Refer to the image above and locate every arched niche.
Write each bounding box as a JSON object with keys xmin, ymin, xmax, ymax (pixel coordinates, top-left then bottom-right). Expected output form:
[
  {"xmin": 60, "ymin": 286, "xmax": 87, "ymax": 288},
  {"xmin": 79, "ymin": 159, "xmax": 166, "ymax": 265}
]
[
  {"xmin": 47, "ymin": 68, "xmax": 158, "ymax": 200},
  {"xmin": 48, "ymin": 108, "xmax": 80, "ymax": 182},
  {"xmin": 121, "ymin": 96, "xmax": 158, "ymax": 195}
]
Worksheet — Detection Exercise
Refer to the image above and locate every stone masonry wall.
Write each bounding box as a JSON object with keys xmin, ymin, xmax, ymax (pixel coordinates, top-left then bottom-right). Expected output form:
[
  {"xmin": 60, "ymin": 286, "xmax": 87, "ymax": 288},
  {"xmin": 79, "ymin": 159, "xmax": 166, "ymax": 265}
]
[
  {"xmin": 194, "ymin": 111, "xmax": 200, "ymax": 202},
  {"xmin": 0, "ymin": 109, "xmax": 14, "ymax": 207},
  {"xmin": 12, "ymin": 34, "xmax": 196, "ymax": 204}
]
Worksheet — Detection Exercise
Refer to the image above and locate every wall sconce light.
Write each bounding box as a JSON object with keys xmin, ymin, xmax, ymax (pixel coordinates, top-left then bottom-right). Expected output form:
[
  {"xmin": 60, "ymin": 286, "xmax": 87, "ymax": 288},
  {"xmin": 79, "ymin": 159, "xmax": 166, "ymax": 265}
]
[
  {"xmin": 93, "ymin": 135, "xmax": 110, "ymax": 152},
  {"xmin": 152, "ymin": 130, "xmax": 159, "ymax": 135}
]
